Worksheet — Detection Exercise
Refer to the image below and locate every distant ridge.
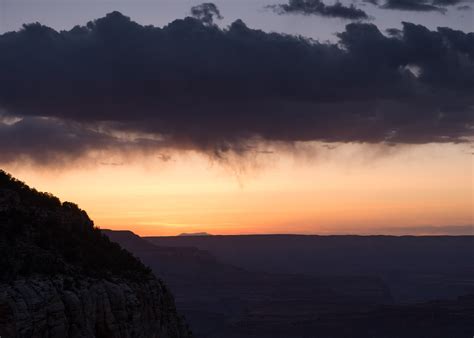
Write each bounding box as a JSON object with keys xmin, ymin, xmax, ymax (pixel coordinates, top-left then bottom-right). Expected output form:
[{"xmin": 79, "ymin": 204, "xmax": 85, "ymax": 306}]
[{"xmin": 178, "ymin": 232, "xmax": 212, "ymax": 236}]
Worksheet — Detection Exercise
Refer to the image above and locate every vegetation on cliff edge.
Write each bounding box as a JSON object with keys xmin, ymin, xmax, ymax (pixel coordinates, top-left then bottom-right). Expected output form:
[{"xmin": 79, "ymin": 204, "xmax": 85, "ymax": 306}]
[{"xmin": 0, "ymin": 170, "xmax": 151, "ymax": 281}]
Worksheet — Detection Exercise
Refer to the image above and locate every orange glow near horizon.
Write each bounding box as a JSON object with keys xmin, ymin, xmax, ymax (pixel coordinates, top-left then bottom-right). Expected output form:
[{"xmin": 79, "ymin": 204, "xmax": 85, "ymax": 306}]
[{"xmin": 3, "ymin": 142, "xmax": 472, "ymax": 236}]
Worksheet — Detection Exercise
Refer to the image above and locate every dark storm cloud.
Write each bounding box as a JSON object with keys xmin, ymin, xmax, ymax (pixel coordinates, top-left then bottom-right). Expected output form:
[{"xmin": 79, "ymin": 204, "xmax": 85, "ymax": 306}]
[
  {"xmin": 190, "ymin": 3, "xmax": 223, "ymax": 25},
  {"xmin": 366, "ymin": 0, "xmax": 473, "ymax": 12},
  {"xmin": 0, "ymin": 12, "xmax": 473, "ymax": 163},
  {"xmin": 383, "ymin": 0, "xmax": 445, "ymax": 11},
  {"xmin": 432, "ymin": 0, "xmax": 468, "ymax": 6},
  {"xmin": 0, "ymin": 116, "xmax": 112, "ymax": 164},
  {"xmin": 270, "ymin": 0, "xmax": 370, "ymax": 20},
  {"xmin": 0, "ymin": 115, "xmax": 170, "ymax": 165},
  {"xmin": 363, "ymin": 0, "xmax": 380, "ymax": 5}
]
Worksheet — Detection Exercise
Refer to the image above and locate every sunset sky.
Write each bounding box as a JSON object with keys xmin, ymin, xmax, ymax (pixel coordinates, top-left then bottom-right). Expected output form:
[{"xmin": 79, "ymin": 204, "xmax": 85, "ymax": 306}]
[
  {"xmin": 0, "ymin": 0, "xmax": 472, "ymax": 235},
  {"xmin": 3, "ymin": 142, "xmax": 472, "ymax": 236}
]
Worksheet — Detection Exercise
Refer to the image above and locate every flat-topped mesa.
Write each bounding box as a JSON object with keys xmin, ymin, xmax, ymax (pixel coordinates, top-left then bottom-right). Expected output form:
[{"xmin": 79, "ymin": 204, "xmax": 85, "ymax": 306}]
[
  {"xmin": 0, "ymin": 170, "xmax": 191, "ymax": 338},
  {"xmin": 178, "ymin": 232, "xmax": 212, "ymax": 237}
]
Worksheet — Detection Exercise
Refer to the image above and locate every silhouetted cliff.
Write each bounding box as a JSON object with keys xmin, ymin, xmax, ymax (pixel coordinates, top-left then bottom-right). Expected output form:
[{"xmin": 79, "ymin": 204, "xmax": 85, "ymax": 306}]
[{"xmin": 0, "ymin": 170, "xmax": 191, "ymax": 338}]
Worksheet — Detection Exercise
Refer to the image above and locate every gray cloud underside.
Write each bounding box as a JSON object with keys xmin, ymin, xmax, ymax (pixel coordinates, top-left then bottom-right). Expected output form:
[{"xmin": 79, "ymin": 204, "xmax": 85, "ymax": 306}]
[
  {"xmin": 0, "ymin": 12, "xmax": 473, "ymax": 163},
  {"xmin": 0, "ymin": 116, "xmax": 168, "ymax": 165}
]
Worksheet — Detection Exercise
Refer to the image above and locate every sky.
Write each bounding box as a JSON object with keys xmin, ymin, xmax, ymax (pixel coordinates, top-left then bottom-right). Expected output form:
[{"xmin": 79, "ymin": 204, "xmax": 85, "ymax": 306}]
[
  {"xmin": 0, "ymin": 0, "xmax": 473, "ymax": 235},
  {"xmin": 0, "ymin": 0, "xmax": 472, "ymax": 38}
]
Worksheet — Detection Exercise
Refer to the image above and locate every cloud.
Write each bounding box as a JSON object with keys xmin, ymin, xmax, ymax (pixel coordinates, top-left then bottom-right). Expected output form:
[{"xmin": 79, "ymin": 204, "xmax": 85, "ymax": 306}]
[
  {"xmin": 0, "ymin": 116, "xmax": 112, "ymax": 165},
  {"xmin": 363, "ymin": 0, "xmax": 380, "ymax": 5},
  {"xmin": 0, "ymin": 12, "xmax": 473, "ymax": 164},
  {"xmin": 366, "ymin": 0, "xmax": 473, "ymax": 12},
  {"xmin": 432, "ymin": 0, "xmax": 468, "ymax": 5},
  {"xmin": 269, "ymin": 0, "xmax": 370, "ymax": 20},
  {"xmin": 190, "ymin": 3, "xmax": 223, "ymax": 25},
  {"xmin": 0, "ymin": 114, "xmax": 168, "ymax": 165},
  {"xmin": 383, "ymin": 0, "xmax": 446, "ymax": 11}
]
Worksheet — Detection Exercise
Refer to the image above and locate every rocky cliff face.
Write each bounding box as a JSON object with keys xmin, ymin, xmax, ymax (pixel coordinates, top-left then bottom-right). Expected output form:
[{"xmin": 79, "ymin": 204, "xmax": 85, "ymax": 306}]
[
  {"xmin": 0, "ymin": 277, "xmax": 188, "ymax": 338},
  {"xmin": 0, "ymin": 170, "xmax": 191, "ymax": 338}
]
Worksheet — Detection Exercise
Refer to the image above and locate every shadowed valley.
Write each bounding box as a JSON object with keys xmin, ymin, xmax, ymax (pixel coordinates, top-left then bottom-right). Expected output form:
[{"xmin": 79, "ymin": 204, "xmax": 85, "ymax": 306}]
[{"xmin": 105, "ymin": 230, "xmax": 474, "ymax": 337}]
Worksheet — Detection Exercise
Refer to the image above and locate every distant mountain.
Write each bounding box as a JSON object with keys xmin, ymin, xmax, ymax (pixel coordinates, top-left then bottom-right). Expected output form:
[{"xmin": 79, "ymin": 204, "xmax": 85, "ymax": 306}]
[
  {"xmin": 102, "ymin": 229, "xmax": 246, "ymax": 285},
  {"xmin": 178, "ymin": 232, "xmax": 212, "ymax": 236},
  {"xmin": 107, "ymin": 230, "xmax": 474, "ymax": 338},
  {"xmin": 148, "ymin": 234, "xmax": 474, "ymax": 303},
  {"xmin": 104, "ymin": 230, "xmax": 395, "ymax": 338},
  {"xmin": 0, "ymin": 170, "xmax": 190, "ymax": 338}
]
